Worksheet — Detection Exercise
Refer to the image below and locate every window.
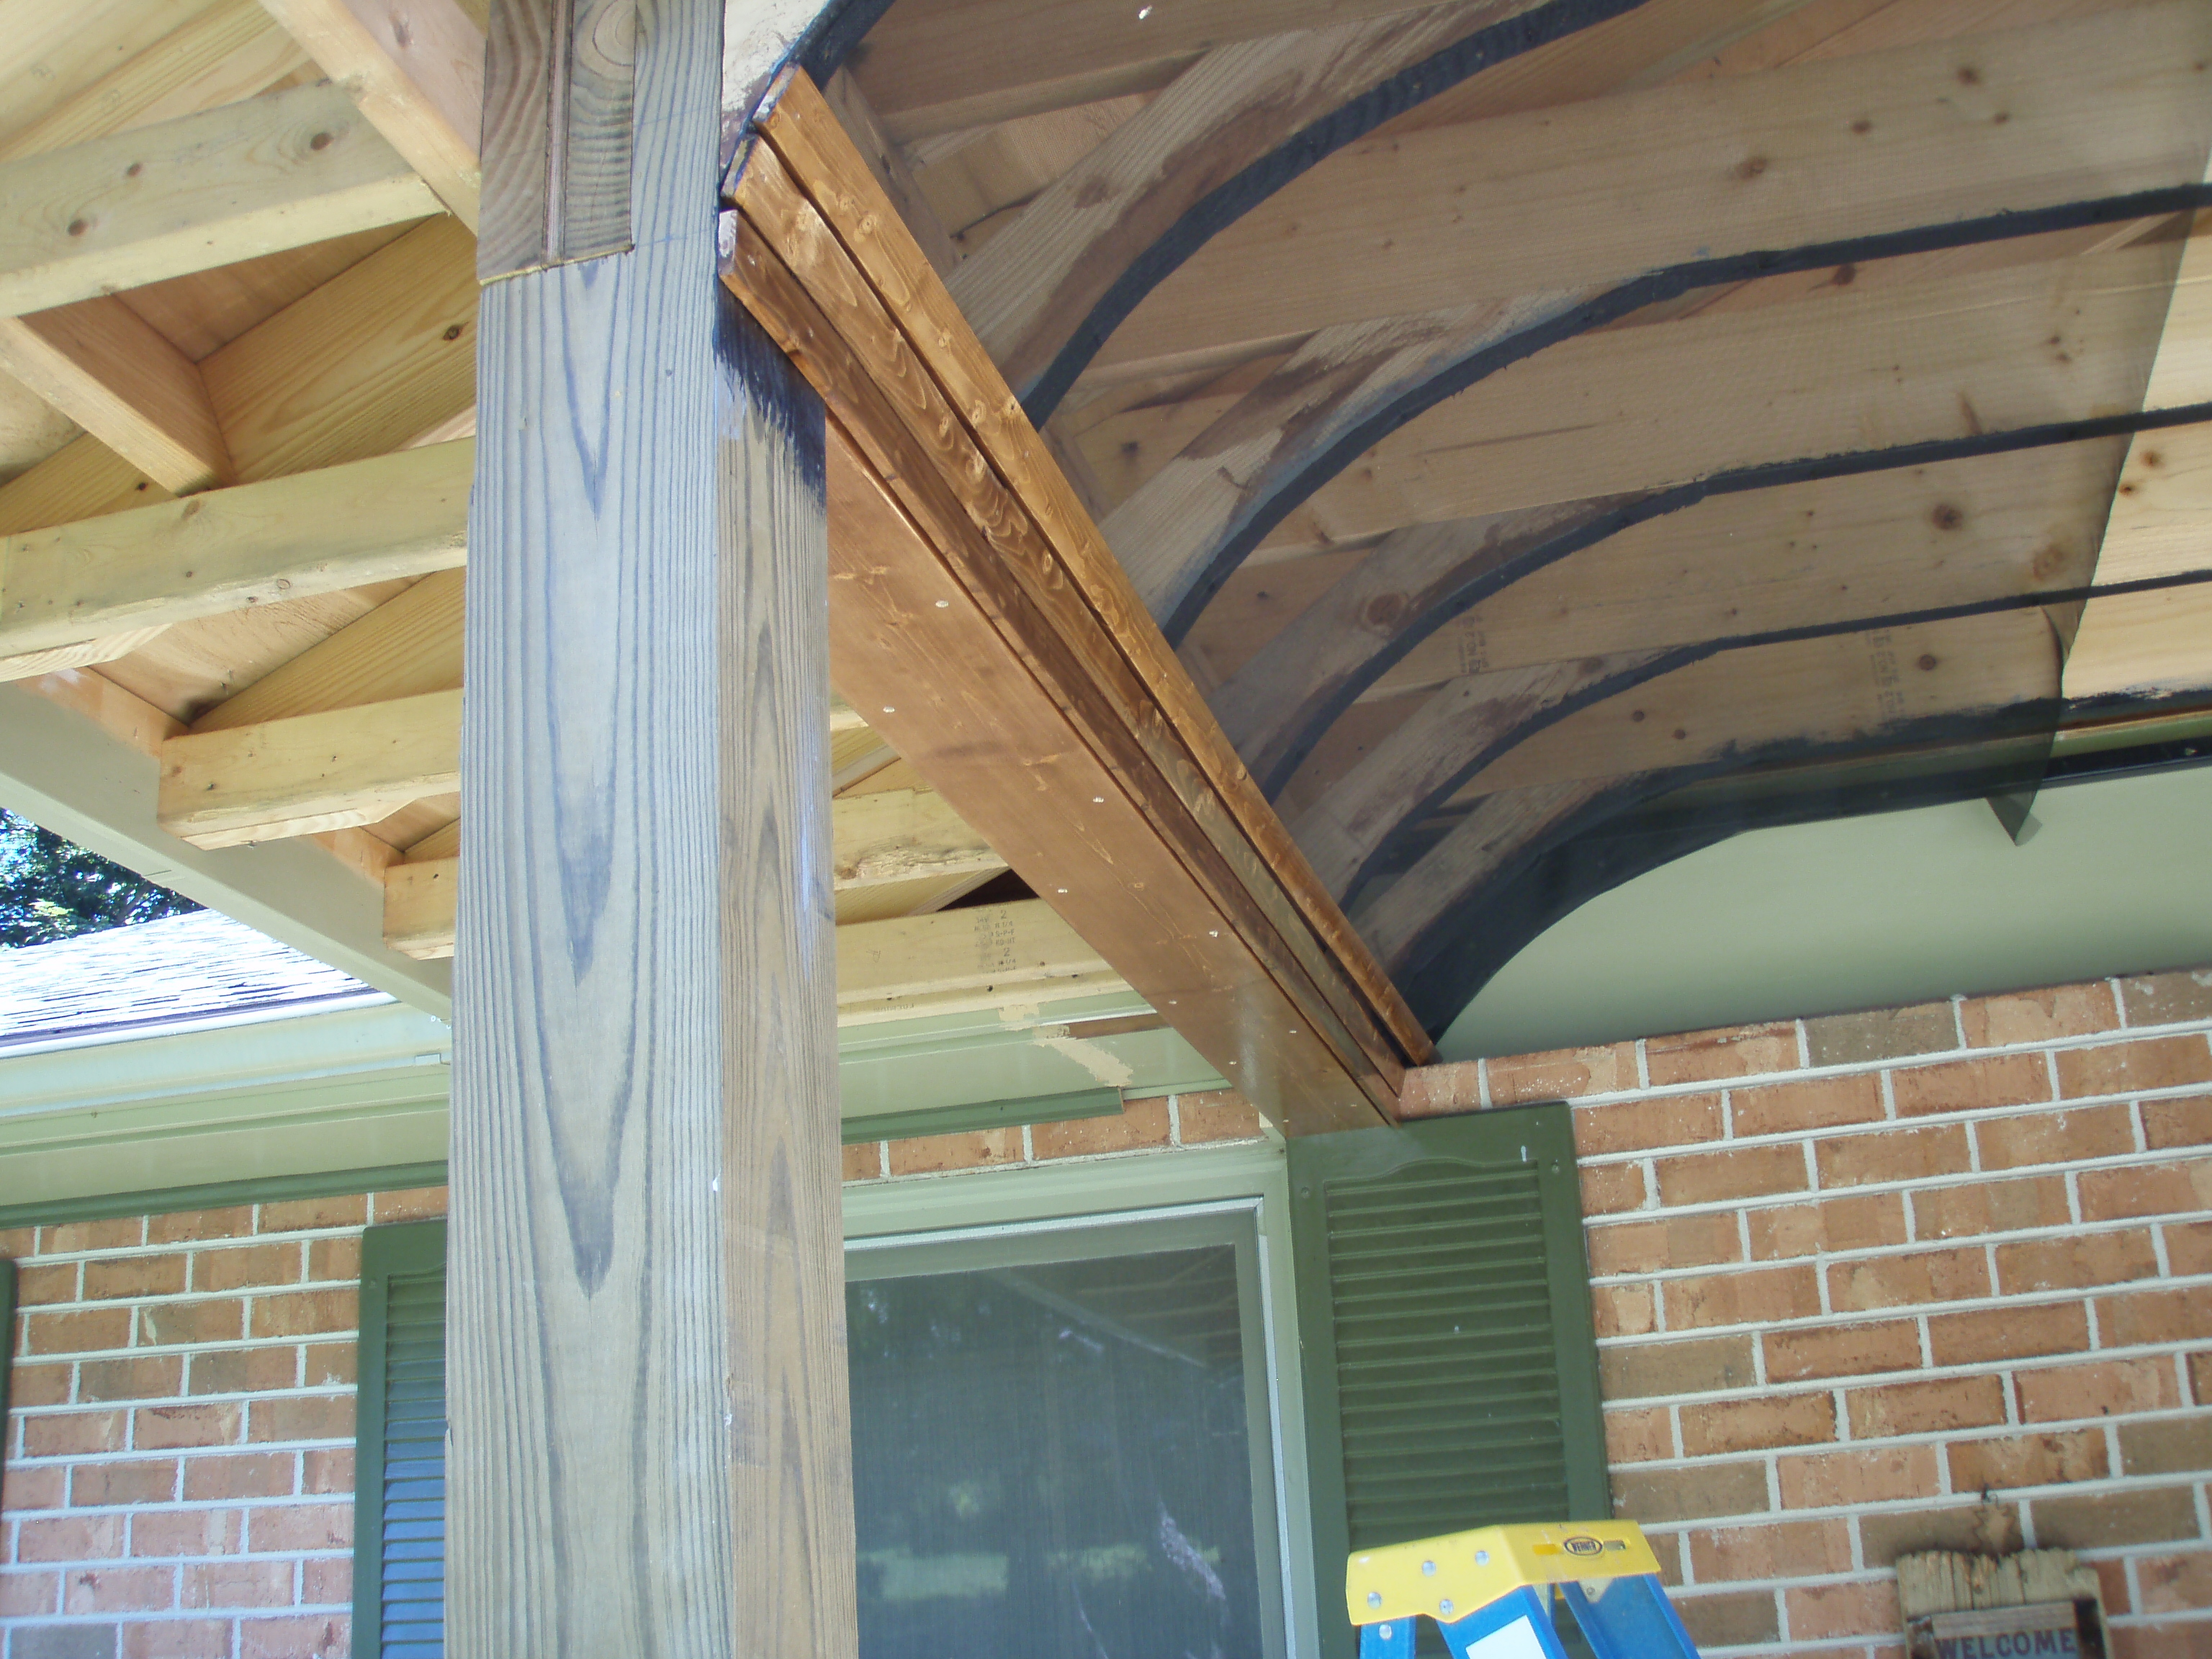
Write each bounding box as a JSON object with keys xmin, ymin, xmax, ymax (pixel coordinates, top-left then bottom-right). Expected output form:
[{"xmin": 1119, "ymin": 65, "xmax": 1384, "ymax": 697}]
[
  {"xmin": 1287, "ymin": 1105, "xmax": 1609, "ymax": 1658},
  {"xmin": 846, "ymin": 1207, "xmax": 1292, "ymax": 1659},
  {"xmin": 353, "ymin": 1220, "xmax": 447, "ymax": 1659}
]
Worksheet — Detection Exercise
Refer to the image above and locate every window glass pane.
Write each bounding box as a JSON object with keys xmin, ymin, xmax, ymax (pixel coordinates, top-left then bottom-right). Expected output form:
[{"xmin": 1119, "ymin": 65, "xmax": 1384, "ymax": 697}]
[{"xmin": 848, "ymin": 1228, "xmax": 1274, "ymax": 1658}]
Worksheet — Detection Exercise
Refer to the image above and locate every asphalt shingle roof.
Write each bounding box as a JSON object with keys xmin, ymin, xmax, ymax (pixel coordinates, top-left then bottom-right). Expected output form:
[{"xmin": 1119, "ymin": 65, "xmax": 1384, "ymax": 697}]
[{"xmin": 0, "ymin": 911, "xmax": 382, "ymax": 1048}]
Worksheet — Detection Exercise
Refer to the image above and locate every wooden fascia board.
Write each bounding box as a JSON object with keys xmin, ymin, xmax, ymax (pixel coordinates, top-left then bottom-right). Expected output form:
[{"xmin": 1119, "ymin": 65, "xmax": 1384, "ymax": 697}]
[
  {"xmin": 721, "ymin": 69, "xmax": 1431, "ymax": 1133},
  {"xmin": 0, "ymin": 678, "xmax": 451, "ymax": 1015}
]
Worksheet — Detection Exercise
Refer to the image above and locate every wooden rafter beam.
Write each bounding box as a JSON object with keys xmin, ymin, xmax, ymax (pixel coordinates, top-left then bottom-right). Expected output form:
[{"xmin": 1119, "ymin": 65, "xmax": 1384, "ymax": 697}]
[
  {"xmin": 724, "ymin": 68, "xmax": 1429, "ymax": 1132},
  {"xmin": 0, "ymin": 82, "xmax": 441, "ymax": 319},
  {"xmin": 0, "ymin": 301, "xmax": 232, "ymax": 495},
  {"xmin": 0, "ymin": 441, "xmax": 471, "ymax": 670},
  {"xmin": 256, "ymin": 0, "xmax": 487, "ymax": 230}
]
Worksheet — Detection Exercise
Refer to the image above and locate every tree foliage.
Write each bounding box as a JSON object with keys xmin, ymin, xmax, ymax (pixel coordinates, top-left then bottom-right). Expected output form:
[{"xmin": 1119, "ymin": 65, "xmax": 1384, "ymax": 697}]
[{"xmin": 0, "ymin": 809, "xmax": 198, "ymax": 948}]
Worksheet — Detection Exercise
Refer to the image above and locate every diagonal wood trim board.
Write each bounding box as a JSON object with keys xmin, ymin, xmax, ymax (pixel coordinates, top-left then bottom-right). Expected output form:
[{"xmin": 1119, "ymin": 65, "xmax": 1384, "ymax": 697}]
[{"xmin": 721, "ymin": 68, "xmax": 1432, "ymax": 1133}]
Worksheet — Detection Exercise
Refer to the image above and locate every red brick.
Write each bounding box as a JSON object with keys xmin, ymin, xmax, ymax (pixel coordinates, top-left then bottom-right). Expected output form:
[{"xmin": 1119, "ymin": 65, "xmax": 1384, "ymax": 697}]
[
  {"xmin": 125, "ymin": 1617, "xmax": 235, "ymax": 1658},
  {"xmin": 1912, "ymin": 1175, "xmax": 2070, "ymax": 1239},
  {"xmin": 2095, "ymin": 1556, "xmax": 2135, "ymax": 1617},
  {"xmin": 886, "ymin": 1128, "xmax": 1023, "ymax": 1175},
  {"xmin": 69, "ymin": 1460, "xmax": 177, "ymax": 1506},
  {"xmin": 1778, "ymin": 1444, "xmax": 1940, "ymax": 1509},
  {"xmin": 82, "ymin": 1254, "xmax": 186, "ymax": 1300},
  {"xmin": 1789, "ymin": 1578, "xmax": 1901, "ymax": 1641},
  {"xmin": 1586, "ymin": 1212, "xmax": 1740, "ymax": 1277},
  {"xmin": 303, "ymin": 1342, "xmax": 354, "ymax": 1387},
  {"xmin": 1673, "ymin": 1588, "xmax": 1781, "ymax": 1648},
  {"xmin": 248, "ymin": 1394, "xmax": 352, "ymax": 1442},
  {"xmin": 1646, "ymin": 1021, "xmax": 1799, "ymax": 1084},
  {"xmin": 1599, "ymin": 1335, "xmax": 1756, "ymax": 1401},
  {"xmin": 239, "ymin": 1615, "xmax": 347, "ymax": 1658},
  {"xmin": 1030, "ymin": 1097, "xmax": 1171, "ymax": 1158},
  {"xmin": 130, "ymin": 1509, "xmax": 240, "ymax": 1559},
  {"xmin": 256, "ymin": 1195, "xmax": 367, "ymax": 1232},
  {"xmin": 1610, "ymin": 1460, "xmax": 1771, "ymax": 1524},
  {"xmin": 8, "ymin": 1465, "xmax": 66, "ymax": 1509},
  {"xmin": 0, "ymin": 1568, "xmax": 61, "ymax": 1617},
  {"xmin": 1680, "ymin": 1392, "xmax": 1836, "ymax": 1455},
  {"xmin": 245, "ymin": 1502, "xmax": 351, "ymax": 1552},
  {"xmin": 182, "ymin": 1559, "xmax": 292, "ymax": 1610},
  {"xmin": 300, "ymin": 1555, "xmax": 352, "ymax": 1606},
  {"xmin": 1654, "ymin": 1143, "xmax": 1807, "ymax": 1205},
  {"xmin": 1746, "ymin": 1193, "xmax": 1907, "ymax": 1259},
  {"xmin": 2082, "ymin": 1159, "xmax": 2212, "ymax": 1220},
  {"xmin": 1892, "ymin": 1053, "xmax": 2052, "ymax": 1116},
  {"xmin": 2111, "ymin": 1621, "xmax": 2212, "ymax": 1658},
  {"xmin": 1575, "ymin": 1093, "xmax": 1722, "ymax": 1156},
  {"xmin": 2136, "ymin": 1552, "xmax": 2212, "ymax": 1616},
  {"xmin": 1806, "ymin": 1002, "xmax": 1959, "ymax": 1067},
  {"xmin": 305, "ymin": 1235, "xmax": 361, "ymax": 1282},
  {"xmin": 17, "ymin": 1262, "xmax": 79, "ymax": 1303},
  {"xmin": 0, "ymin": 1222, "xmax": 35, "ymax": 1256},
  {"xmin": 2120, "ymin": 970, "xmax": 2212, "ymax": 1026},
  {"xmin": 78, "ymin": 1355, "xmax": 184, "ymax": 1403},
  {"xmin": 187, "ymin": 1346, "xmax": 297, "ymax": 1397},
  {"xmin": 2101, "ymin": 1285, "xmax": 2212, "ymax": 1348},
  {"xmin": 1997, "ymin": 1229, "xmax": 2160, "ymax": 1294},
  {"xmin": 1848, "ymin": 1375, "xmax": 2009, "ymax": 1439},
  {"xmin": 840, "ymin": 1142, "xmax": 882, "ymax": 1182},
  {"xmin": 2121, "ymin": 1418, "xmax": 2212, "ymax": 1476},
  {"xmin": 1948, "ymin": 1430, "xmax": 2109, "ymax": 1492},
  {"xmin": 2193, "ymin": 1350, "xmax": 2212, "ymax": 1405},
  {"xmin": 1483, "ymin": 1043, "xmax": 1636, "ymax": 1106},
  {"xmin": 301, "ymin": 1449, "xmax": 353, "ymax": 1494},
  {"xmin": 2018, "ymin": 1357, "xmax": 2181, "ymax": 1422},
  {"xmin": 181, "ymin": 1453, "xmax": 294, "ymax": 1503},
  {"xmin": 1928, "ymin": 1302, "xmax": 2091, "ymax": 1367},
  {"xmin": 1175, "ymin": 1089, "xmax": 1264, "ymax": 1143},
  {"xmin": 1765, "ymin": 1319, "xmax": 1919, "ymax": 1382},
  {"xmin": 1828, "ymin": 1247, "xmax": 1990, "ymax": 1311},
  {"xmin": 63, "ymin": 1564, "xmax": 174, "ymax": 1613},
  {"xmin": 1688, "ymin": 1518, "xmax": 1853, "ymax": 1582},
  {"xmin": 2033, "ymin": 1485, "xmax": 2202, "ymax": 1549},
  {"xmin": 147, "ymin": 1209, "xmax": 254, "ymax": 1245},
  {"xmin": 22, "ymin": 1409, "xmax": 127, "ymax": 1457},
  {"xmin": 14, "ymin": 1359, "xmax": 76, "ymax": 1408},
  {"xmin": 1578, "ymin": 1161, "xmax": 1647, "ymax": 1216},
  {"xmin": 1960, "ymin": 983, "xmax": 2118, "ymax": 1047},
  {"xmin": 1733, "ymin": 1073, "xmax": 1885, "ymax": 1136},
  {"xmin": 2168, "ymin": 1220, "xmax": 2212, "ymax": 1277},
  {"xmin": 2144, "ymin": 1096, "xmax": 2212, "ymax": 1150},
  {"xmin": 1663, "ymin": 1264, "xmax": 1820, "ymax": 1331},
  {"xmin": 1864, "ymin": 1503, "xmax": 2023, "ymax": 1565},
  {"xmin": 1979, "ymin": 1105, "xmax": 2136, "ymax": 1169},
  {"xmin": 369, "ymin": 1185, "xmax": 448, "ymax": 1223},
  {"xmin": 23, "ymin": 1307, "xmax": 132, "ymax": 1355},
  {"xmin": 191, "ymin": 1244, "xmax": 299, "ymax": 1293},
  {"xmin": 1605, "ymin": 1406, "xmax": 1671, "ymax": 1464},
  {"xmin": 1591, "ymin": 1282, "xmax": 1655, "ymax": 1339},
  {"xmin": 17, "ymin": 1513, "xmax": 126, "ymax": 1561},
  {"xmin": 1816, "ymin": 1123, "xmax": 1971, "ymax": 1187},
  {"xmin": 132, "ymin": 1403, "xmax": 241, "ymax": 1450},
  {"xmin": 41, "ymin": 1218, "xmax": 144, "ymax": 1253},
  {"xmin": 138, "ymin": 1298, "xmax": 245, "ymax": 1347},
  {"xmin": 2060, "ymin": 1037, "xmax": 2212, "ymax": 1100},
  {"xmin": 248, "ymin": 1289, "xmax": 355, "ymax": 1340}
]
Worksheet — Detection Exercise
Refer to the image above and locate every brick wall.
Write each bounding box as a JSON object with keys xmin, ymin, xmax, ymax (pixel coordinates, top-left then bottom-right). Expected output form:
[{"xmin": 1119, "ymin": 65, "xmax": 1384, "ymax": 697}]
[
  {"xmin": 1410, "ymin": 966, "xmax": 2212, "ymax": 1659},
  {"xmin": 0, "ymin": 1187, "xmax": 446, "ymax": 1659},
  {"xmin": 840, "ymin": 1085, "xmax": 1267, "ymax": 1184}
]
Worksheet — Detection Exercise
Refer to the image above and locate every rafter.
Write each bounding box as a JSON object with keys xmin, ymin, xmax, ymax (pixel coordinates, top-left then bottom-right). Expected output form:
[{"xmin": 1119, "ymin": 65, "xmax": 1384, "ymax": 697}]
[
  {"xmin": 0, "ymin": 81, "xmax": 441, "ymax": 320},
  {"xmin": 0, "ymin": 300, "xmax": 232, "ymax": 493},
  {"xmin": 0, "ymin": 439, "xmax": 469, "ymax": 670}
]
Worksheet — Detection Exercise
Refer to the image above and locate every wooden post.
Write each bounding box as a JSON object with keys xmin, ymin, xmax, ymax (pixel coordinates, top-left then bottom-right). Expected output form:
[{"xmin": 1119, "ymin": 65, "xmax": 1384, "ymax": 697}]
[{"xmin": 449, "ymin": 0, "xmax": 855, "ymax": 1653}]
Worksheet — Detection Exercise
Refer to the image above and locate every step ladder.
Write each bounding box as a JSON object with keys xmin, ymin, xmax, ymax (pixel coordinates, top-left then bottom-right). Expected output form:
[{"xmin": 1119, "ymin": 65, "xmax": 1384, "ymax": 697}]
[{"xmin": 1348, "ymin": 1520, "xmax": 1701, "ymax": 1658}]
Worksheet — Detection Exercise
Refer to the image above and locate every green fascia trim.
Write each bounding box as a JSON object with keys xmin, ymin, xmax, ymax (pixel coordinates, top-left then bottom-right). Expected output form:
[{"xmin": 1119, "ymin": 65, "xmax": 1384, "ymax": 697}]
[
  {"xmin": 0, "ymin": 1160, "xmax": 449, "ymax": 1230},
  {"xmin": 840, "ymin": 1085, "xmax": 1122, "ymax": 1145}
]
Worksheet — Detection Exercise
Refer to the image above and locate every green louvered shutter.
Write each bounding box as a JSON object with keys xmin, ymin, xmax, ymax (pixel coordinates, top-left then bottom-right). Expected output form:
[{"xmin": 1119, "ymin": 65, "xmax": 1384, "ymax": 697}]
[
  {"xmin": 1289, "ymin": 1104, "xmax": 1608, "ymax": 1657},
  {"xmin": 354, "ymin": 1220, "xmax": 447, "ymax": 1659}
]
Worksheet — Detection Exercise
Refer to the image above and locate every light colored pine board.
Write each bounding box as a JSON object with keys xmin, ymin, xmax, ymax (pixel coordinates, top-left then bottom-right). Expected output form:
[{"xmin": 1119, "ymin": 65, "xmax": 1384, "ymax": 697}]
[
  {"xmin": 0, "ymin": 81, "xmax": 441, "ymax": 318},
  {"xmin": 0, "ymin": 300, "xmax": 232, "ymax": 493},
  {"xmin": 194, "ymin": 565, "xmax": 465, "ymax": 731},
  {"xmin": 257, "ymin": 0, "xmax": 485, "ymax": 228},
  {"xmin": 0, "ymin": 437, "xmax": 165, "ymax": 536}
]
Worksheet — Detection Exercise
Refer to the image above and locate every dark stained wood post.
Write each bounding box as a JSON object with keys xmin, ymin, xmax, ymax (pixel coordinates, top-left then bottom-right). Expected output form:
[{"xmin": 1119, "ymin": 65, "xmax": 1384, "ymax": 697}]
[{"xmin": 449, "ymin": 0, "xmax": 856, "ymax": 1653}]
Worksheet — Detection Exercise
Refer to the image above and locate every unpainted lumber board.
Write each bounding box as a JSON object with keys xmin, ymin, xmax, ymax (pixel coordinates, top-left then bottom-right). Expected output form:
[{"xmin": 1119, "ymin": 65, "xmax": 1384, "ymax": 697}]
[
  {"xmin": 0, "ymin": 438, "xmax": 165, "ymax": 536},
  {"xmin": 0, "ymin": 81, "xmax": 441, "ymax": 318},
  {"xmin": 257, "ymin": 0, "xmax": 485, "ymax": 229},
  {"xmin": 475, "ymin": 0, "xmax": 634, "ymax": 276},
  {"xmin": 819, "ymin": 67, "xmax": 960, "ymax": 278},
  {"xmin": 0, "ymin": 440, "xmax": 469, "ymax": 662},
  {"xmin": 743, "ymin": 71, "xmax": 1429, "ymax": 1075},
  {"xmin": 0, "ymin": 301, "xmax": 231, "ymax": 495}
]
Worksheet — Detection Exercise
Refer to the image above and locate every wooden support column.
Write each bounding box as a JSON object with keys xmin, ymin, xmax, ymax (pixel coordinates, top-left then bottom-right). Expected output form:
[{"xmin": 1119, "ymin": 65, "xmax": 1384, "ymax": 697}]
[{"xmin": 449, "ymin": 0, "xmax": 855, "ymax": 1655}]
